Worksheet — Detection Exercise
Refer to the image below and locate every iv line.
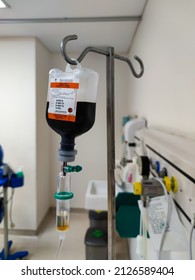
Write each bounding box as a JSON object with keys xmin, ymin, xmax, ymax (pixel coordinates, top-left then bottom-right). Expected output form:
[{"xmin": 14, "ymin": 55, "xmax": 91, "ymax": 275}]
[
  {"xmin": 9, "ymin": 189, "xmax": 15, "ymax": 228},
  {"xmin": 54, "ymin": 232, "xmax": 65, "ymax": 260},
  {"xmin": 154, "ymin": 177, "xmax": 171, "ymax": 260},
  {"xmin": 189, "ymin": 213, "xmax": 195, "ymax": 260},
  {"xmin": 140, "ymin": 206, "xmax": 148, "ymax": 260}
]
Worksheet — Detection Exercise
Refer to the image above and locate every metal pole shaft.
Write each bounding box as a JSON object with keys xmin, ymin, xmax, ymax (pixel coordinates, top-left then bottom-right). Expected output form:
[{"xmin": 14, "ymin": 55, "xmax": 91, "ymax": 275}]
[
  {"xmin": 3, "ymin": 186, "xmax": 8, "ymax": 259},
  {"xmin": 60, "ymin": 35, "xmax": 143, "ymax": 260},
  {"xmin": 106, "ymin": 47, "xmax": 116, "ymax": 260}
]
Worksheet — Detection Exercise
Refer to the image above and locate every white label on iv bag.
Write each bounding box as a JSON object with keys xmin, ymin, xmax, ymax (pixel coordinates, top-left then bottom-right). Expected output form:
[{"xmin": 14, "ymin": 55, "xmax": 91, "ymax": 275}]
[{"xmin": 48, "ymin": 78, "xmax": 79, "ymax": 122}]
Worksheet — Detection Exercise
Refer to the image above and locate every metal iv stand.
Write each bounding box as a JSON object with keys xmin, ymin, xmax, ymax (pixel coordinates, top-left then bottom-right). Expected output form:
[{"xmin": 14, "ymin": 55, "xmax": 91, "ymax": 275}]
[{"xmin": 60, "ymin": 35, "xmax": 144, "ymax": 260}]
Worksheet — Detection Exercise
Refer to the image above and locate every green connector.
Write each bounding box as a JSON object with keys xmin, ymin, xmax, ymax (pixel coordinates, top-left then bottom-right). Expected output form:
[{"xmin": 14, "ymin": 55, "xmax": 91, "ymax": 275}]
[
  {"xmin": 16, "ymin": 171, "xmax": 24, "ymax": 177},
  {"xmin": 64, "ymin": 165, "xmax": 82, "ymax": 173},
  {"xmin": 54, "ymin": 191, "xmax": 74, "ymax": 200}
]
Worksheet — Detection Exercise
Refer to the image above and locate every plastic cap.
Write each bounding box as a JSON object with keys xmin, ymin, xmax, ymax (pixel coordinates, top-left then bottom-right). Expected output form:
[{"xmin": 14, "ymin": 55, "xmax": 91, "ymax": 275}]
[
  {"xmin": 163, "ymin": 176, "xmax": 171, "ymax": 192},
  {"xmin": 133, "ymin": 182, "xmax": 142, "ymax": 195},
  {"xmin": 171, "ymin": 176, "xmax": 178, "ymax": 193},
  {"xmin": 92, "ymin": 229, "xmax": 104, "ymax": 238},
  {"xmin": 16, "ymin": 171, "xmax": 24, "ymax": 178},
  {"xmin": 57, "ymin": 148, "xmax": 77, "ymax": 162}
]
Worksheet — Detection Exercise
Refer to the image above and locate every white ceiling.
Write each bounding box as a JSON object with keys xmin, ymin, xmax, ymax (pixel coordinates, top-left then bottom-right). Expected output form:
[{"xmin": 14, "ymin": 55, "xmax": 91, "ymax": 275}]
[{"xmin": 0, "ymin": 0, "xmax": 147, "ymax": 54}]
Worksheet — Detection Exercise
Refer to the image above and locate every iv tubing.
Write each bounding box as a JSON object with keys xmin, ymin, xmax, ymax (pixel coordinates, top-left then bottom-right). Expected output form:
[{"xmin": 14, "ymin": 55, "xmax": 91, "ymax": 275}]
[
  {"xmin": 139, "ymin": 210, "xmax": 143, "ymax": 236},
  {"xmin": 142, "ymin": 206, "xmax": 148, "ymax": 259},
  {"xmin": 154, "ymin": 178, "xmax": 171, "ymax": 260},
  {"xmin": 9, "ymin": 189, "xmax": 15, "ymax": 228},
  {"xmin": 137, "ymin": 201, "xmax": 148, "ymax": 259},
  {"xmin": 189, "ymin": 213, "xmax": 195, "ymax": 260},
  {"xmin": 54, "ymin": 161, "xmax": 71, "ymax": 259},
  {"xmin": 54, "ymin": 232, "xmax": 65, "ymax": 260}
]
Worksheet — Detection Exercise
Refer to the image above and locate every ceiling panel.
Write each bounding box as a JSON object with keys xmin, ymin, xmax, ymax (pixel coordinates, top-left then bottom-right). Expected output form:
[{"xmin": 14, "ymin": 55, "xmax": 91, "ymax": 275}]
[
  {"xmin": 0, "ymin": 21, "xmax": 138, "ymax": 53},
  {"xmin": 0, "ymin": 0, "xmax": 147, "ymax": 53}
]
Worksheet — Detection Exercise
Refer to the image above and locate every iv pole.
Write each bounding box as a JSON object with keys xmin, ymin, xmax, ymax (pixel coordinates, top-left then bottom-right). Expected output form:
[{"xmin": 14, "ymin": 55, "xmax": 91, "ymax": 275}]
[{"xmin": 60, "ymin": 35, "xmax": 144, "ymax": 260}]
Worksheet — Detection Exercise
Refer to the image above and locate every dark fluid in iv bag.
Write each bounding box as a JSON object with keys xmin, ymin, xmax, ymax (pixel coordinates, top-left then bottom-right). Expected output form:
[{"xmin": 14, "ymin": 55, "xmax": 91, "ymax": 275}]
[
  {"xmin": 46, "ymin": 63, "xmax": 99, "ymax": 157},
  {"xmin": 46, "ymin": 101, "xmax": 96, "ymax": 149}
]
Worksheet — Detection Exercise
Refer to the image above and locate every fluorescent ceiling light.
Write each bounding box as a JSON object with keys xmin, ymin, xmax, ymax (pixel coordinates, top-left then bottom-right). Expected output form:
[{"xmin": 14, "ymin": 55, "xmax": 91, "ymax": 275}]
[{"xmin": 0, "ymin": 0, "xmax": 9, "ymax": 8}]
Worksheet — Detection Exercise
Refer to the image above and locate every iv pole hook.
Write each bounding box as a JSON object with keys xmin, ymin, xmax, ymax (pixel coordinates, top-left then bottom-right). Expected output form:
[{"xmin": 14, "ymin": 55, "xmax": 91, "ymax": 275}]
[
  {"xmin": 60, "ymin": 35, "xmax": 144, "ymax": 78},
  {"xmin": 114, "ymin": 54, "xmax": 144, "ymax": 78},
  {"xmin": 60, "ymin": 35, "xmax": 80, "ymax": 65},
  {"xmin": 60, "ymin": 35, "xmax": 109, "ymax": 65}
]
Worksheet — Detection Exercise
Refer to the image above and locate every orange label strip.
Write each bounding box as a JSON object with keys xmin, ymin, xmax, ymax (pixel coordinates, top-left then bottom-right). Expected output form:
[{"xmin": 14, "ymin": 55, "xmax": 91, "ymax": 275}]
[
  {"xmin": 48, "ymin": 113, "xmax": 76, "ymax": 122},
  {"xmin": 50, "ymin": 82, "xmax": 79, "ymax": 89}
]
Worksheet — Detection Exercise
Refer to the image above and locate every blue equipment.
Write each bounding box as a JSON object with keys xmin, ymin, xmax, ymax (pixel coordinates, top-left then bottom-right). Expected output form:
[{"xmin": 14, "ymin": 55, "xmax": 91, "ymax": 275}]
[{"xmin": 0, "ymin": 145, "xmax": 29, "ymax": 260}]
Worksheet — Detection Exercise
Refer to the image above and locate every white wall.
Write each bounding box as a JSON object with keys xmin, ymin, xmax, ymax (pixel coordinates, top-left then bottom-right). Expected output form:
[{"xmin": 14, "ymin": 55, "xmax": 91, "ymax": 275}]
[
  {"xmin": 0, "ymin": 38, "xmax": 51, "ymax": 231},
  {"xmin": 35, "ymin": 39, "xmax": 51, "ymax": 228},
  {"xmin": 0, "ymin": 38, "xmax": 37, "ymax": 230},
  {"xmin": 50, "ymin": 52, "xmax": 129, "ymax": 208},
  {"xmin": 128, "ymin": 0, "xmax": 195, "ymax": 139}
]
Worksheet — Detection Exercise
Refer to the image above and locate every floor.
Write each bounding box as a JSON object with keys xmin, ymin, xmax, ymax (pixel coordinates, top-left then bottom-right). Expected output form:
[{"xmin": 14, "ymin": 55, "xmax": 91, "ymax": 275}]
[{"xmin": 0, "ymin": 209, "xmax": 129, "ymax": 260}]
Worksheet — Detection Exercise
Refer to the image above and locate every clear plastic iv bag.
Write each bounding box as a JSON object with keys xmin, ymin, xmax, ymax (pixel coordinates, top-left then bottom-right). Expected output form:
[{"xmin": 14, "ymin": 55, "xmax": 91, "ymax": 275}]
[{"xmin": 46, "ymin": 61, "xmax": 99, "ymax": 162}]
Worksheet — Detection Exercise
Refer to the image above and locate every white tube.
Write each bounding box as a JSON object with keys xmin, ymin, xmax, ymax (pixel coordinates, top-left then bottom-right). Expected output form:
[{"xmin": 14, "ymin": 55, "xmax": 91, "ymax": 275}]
[
  {"xmin": 154, "ymin": 178, "xmax": 171, "ymax": 260},
  {"xmin": 54, "ymin": 232, "xmax": 65, "ymax": 260},
  {"xmin": 189, "ymin": 214, "xmax": 195, "ymax": 260},
  {"xmin": 142, "ymin": 207, "xmax": 148, "ymax": 260},
  {"xmin": 136, "ymin": 200, "xmax": 148, "ymax": 259},
  {"xmin": 136, "ymin": 205, "xmax": 144, "ymax": 258}
]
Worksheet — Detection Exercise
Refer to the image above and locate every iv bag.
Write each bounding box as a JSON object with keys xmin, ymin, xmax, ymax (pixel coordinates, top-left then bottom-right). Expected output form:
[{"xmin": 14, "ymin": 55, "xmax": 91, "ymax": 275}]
[
  {"xmin": 46, "ymin": 60, "xmax": 99, "ymax": 162},
  {"xmin": 47, "ymin": 61, "xmax": 99, "ymax": 121}
]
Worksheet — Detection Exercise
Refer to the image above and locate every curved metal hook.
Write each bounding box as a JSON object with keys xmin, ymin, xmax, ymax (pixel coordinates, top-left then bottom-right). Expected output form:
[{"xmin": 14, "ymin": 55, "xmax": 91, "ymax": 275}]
[
  {"xmin": 60, "ymin": 35, "xmax": 144, "ymax": 78},
  {"xmin": 60, "ymin": 35, "xmax": 109, "ymax": 65},
  {"xmin": 133, "ymin": 56, "xmax": 144, "ymax": 78},
  {"xmin": 60, "ymin": 35, "xmax": 78, "ymax": 65},
  {"xmin": 114, "ymin": 54, "xmax": 144, "ymax": 78}
]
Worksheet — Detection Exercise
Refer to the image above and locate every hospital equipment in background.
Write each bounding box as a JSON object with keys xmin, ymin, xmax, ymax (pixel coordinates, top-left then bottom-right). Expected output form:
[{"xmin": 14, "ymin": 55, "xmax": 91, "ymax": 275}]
[
  {"xmin": 123, "ymin": 118, "xmax": 146, "ymax": 162},
  {"xmin": 0, "ymin": 145, "xmax": 28, "ymax": 260},
  {"xmin": 111, "ymin": 116, "xmax": 195, "ymax": 260},
  {"xmin": 130, "ymin": 128, "xmax": 195, "ymax": 260},
  {"xmin": 115, "ymin": 118, "xmax": 146, "ymax": 192}
]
